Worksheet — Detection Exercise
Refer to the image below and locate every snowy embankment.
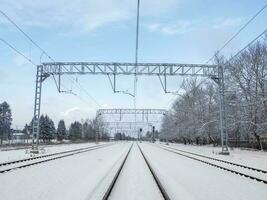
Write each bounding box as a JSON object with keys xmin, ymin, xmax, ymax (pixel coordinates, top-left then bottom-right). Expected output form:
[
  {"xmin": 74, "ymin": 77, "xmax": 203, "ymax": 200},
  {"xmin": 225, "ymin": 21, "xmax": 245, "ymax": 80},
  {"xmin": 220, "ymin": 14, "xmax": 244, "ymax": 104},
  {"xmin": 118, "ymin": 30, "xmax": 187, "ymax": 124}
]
[
  {"xmin": 0, "ymin": 142, "xmax": 107, "ymax": 163},
  {"xmin": 141, "ymin": 143, "xmax": 267, "ymax": 200},
  {"xmin": 163, "ymin": 142, "xmax": 267, "ymax": 171}
]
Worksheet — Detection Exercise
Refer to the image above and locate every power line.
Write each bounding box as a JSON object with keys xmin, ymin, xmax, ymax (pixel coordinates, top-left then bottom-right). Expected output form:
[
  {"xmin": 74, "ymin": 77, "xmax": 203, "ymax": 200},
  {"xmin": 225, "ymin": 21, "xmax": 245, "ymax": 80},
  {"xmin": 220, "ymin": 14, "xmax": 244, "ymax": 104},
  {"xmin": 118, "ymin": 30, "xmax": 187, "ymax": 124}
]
[
  {"xmin": 0, "ymin": 37, "xmax": 97, "ymax": 109},
  {"xmin": 190, "ymin": 3, "xmax": 267, "ymax": 96},
  {"xmin": 0, "ymin": 9, "xmax": 55, "ymax": 62},
  {"xmin": 0, "ymin": 9, "xmax": 101, "ymax": 108},
  {"xmin": 0, "ymin": 38, "xmax": 37, "ymax": 66},
  {"xmin": 193, "ymin": 28, "xmax": 267, "ymax": 95},
  {"xmin": 166, "ymin": 3, "xmax": 267, "ymax": 108},
  {"xmin": 226, "ymin": 28, "xmax": 267, "ymax": 64},
  {"xmin": 206, "ymin": 3, "xmax": 267, "ymax": 64},
  {"xmin": 75, "ymin": 80, "xmax": 102, "ymax": 107}
]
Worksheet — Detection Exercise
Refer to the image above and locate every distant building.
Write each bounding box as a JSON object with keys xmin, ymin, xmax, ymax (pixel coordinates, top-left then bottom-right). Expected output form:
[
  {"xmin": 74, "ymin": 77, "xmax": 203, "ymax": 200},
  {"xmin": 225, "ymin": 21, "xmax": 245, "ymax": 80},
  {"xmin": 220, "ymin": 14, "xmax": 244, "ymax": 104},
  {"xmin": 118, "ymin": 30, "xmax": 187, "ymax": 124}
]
[{"xmin": 12, "ymin": 132, "xmax": 26, "ymax": 140}]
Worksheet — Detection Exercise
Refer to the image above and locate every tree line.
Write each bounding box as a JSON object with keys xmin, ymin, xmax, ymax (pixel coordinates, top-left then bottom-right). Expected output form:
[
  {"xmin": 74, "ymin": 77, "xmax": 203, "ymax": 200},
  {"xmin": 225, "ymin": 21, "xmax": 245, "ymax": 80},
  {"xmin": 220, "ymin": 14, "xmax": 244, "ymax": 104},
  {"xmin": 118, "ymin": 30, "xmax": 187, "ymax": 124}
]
[
  {"xmin": 160, "ymin": 38, "xmax": 267, "ymax": 150},
  {"xmin": 0, "ymin": 100, "xmax": 110, "ymax": 145},
  {"xmin": 22, "ymin": 114, "xmax": 110, "ymax": 143}
]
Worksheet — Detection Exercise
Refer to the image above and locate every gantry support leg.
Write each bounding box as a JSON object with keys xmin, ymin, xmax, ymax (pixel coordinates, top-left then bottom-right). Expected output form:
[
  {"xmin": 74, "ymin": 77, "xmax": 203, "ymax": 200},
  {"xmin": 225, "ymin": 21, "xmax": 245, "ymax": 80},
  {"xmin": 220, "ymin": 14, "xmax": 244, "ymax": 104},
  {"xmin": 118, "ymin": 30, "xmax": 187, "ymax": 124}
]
[
  {"xmin": 217, "ymin": 65, "xmax": 229, "ymax": 155},
  {"xmin": 31, "ymin": 65, "xmax": 48, "ymax": 154}
]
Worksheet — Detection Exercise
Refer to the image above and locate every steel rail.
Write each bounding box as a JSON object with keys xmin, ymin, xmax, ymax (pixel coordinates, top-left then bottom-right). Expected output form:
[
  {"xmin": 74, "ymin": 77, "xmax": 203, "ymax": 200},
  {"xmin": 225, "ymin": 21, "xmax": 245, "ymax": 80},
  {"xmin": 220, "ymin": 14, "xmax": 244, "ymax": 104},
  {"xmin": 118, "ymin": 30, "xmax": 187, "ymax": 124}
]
[
  {"xmin": 137, "ymin": 143, "xmax": 171, "ymax": 200},
  {"xmin": 157, "ymin": 145, "xmax": 267, "ymax": 184},
  {"xmin": 0, "ymin": 143, "xmax": 113, "ymax": 174},
  {"xmin": 160, "ymin": 144, "xmax": 266, "ymax": 174},
  {"xmin": 102, "ymin": 143, "xmax": 133, "ymax": 200}
]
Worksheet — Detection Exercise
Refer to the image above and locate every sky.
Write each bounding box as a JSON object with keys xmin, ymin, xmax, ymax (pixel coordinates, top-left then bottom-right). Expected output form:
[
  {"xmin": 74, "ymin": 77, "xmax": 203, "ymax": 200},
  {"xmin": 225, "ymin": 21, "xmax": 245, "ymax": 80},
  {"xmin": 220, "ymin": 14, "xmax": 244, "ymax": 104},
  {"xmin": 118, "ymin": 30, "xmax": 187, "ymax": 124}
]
[{"xmin": 0, "ymin": 0, "xmax": 266, "ymax": 130}]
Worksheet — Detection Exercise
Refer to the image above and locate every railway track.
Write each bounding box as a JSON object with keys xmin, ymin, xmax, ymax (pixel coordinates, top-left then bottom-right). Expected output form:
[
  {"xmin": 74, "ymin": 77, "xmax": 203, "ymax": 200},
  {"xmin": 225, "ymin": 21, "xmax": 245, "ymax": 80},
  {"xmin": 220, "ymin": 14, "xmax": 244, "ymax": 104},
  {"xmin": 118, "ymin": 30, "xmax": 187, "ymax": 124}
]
[
  {"xmin": 161, "ymin": 144, "xmax": 266, "ymax": 174},
  {"xmin": 0, "ymin": 143, "xmax": 113, "ymax": 174},
  {"xmin": 156, "ymin": 144, "xmax": 267, "ymax": 184},
  {"xmin": 102, "ymin": 142, "xmax": 170, "ymax": 200},
  {"xmin": 137, "ymin": 143, "xmax": 171, "ymax": 200}
]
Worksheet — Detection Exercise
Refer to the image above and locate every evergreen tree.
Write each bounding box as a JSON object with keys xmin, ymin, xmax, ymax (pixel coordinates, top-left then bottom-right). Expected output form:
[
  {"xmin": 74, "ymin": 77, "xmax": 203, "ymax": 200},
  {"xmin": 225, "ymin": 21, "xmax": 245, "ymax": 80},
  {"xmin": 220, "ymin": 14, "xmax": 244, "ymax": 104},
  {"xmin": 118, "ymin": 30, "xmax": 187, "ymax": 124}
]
[
  {"xmin": 69, "ymin": 121, "xmax": 82, "ymax": 141},
  {"xmin": 39, "ymin": 115, "xmax": 55, "ymax": 143},
  {"xmin": 22, "ymin": 123, "xmax": 31, "ymax": 142},
  {"xmin": 57, "ymin": 120, "xmax": 66, "ymax": 141},
  {"xmin": 83, "ymin": 121, "xmax": 95, "ymax": 141},
  {"xmin": 0, "ymin": 101, "xmax": 12, "ymax": 144}
]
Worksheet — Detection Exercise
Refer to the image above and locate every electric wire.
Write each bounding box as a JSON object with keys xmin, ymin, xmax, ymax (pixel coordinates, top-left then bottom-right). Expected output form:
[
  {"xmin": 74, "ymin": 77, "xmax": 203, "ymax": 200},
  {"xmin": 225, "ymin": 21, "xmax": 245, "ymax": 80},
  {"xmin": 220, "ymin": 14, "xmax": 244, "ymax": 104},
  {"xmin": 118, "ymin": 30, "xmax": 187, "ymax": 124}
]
[
  {"xmin": 0, "ymin": 38, "xmax": 37, "ymax": 66},
  {"xmin": 0, "ymin": 37, "xmax": 96, "ymax": 109},
  {"xmin": 168, "ymin": 3, "xmax": 267, "ymax": 108},
  {"xmin": 0, "ymin": 9, "xmax": 101, "ymax": 108},
  {"xmin": 206, "ymin": 3, "xmax": 267, "ymax": 64}
]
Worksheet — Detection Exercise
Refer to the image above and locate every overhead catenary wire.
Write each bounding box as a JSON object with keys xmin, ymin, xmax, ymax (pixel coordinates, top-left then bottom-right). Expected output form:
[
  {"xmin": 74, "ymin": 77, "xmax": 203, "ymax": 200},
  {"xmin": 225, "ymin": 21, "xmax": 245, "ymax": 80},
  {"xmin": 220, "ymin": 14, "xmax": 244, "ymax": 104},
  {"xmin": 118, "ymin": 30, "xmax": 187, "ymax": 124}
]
[
  {"xmin": 0, "ymin": 9, "xmax": 101, "ymax": 108},
  {"xmin": 0, "ymin": 37, "xmax": 59, "ymax": 94},
  {"xmin": 205, "ymin": 3, "xmax": 267, "ymax": 64},
  {"xmin": 0, "ymin": 38, "xmax": 37, "ymax": 66},
  {"xmin": 0, "ymin": 9, "xmax": 55, "ymax": 63},
  {"xmin": 226, "ymin": 28, "xmax": 267, "ymax": 65},
  {"xmin": 0, "ymin": 37, "xmax": 97, "ymax": 109},
  {"xmin": 169, "ymin": 3, "xmax": 267, "ymax": 106}
]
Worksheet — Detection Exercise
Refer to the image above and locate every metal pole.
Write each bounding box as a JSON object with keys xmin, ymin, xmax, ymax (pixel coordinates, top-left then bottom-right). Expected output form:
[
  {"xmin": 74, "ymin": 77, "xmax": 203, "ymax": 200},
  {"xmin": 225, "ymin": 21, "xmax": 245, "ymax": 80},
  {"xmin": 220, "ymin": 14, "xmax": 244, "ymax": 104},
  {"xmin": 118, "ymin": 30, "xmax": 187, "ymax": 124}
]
[
  {"xmin": 218, "ymin": 65, "xmax": 229, "ymax": 155},
  {"xmin": 31, "ymin": 65, "xmax": 43, "ymax": 153}
]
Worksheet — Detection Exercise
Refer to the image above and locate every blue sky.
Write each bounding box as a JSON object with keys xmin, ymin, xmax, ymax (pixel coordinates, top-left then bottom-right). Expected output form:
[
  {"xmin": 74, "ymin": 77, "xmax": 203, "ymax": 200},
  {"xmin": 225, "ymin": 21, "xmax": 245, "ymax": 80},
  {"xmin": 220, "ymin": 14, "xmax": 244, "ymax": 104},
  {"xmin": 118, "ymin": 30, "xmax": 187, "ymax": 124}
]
[{"xmin": 0, "ymin": 0, "xmax": 266, "ymax": 129}]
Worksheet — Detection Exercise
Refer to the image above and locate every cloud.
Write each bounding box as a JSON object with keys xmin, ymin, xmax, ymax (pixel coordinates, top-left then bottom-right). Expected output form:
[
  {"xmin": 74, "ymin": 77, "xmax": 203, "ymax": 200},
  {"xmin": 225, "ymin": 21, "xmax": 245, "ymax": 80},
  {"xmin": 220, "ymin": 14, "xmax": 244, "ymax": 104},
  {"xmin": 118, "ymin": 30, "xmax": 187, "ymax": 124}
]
[
  {"xmin": 57, "ymin": 106, "xmax": 96, "ymax": 125},
  {"xmin": 13, "ymin": 54, "xmax": 30, "ymax": 66},
  {"xmin": 213, "ymin": 18, "xmax": 243, "ymax": 29},
  {"xmin": 146, "ymin": 17, "xmax": 243, "ymax": 36},
  {"xmin": 61, "ymin": 107, "xmax": 82, "ymax": 117},
  {"xmin": 146, "ymin": 20, "xmax": 201, "ymax": 35},
  {"xmin": 0, "ymin": 0, "xmax": 180, "ymax": 33},
  {"xmin": 0, "ymin": 70, "xmax": 7, "ymax": 84}
]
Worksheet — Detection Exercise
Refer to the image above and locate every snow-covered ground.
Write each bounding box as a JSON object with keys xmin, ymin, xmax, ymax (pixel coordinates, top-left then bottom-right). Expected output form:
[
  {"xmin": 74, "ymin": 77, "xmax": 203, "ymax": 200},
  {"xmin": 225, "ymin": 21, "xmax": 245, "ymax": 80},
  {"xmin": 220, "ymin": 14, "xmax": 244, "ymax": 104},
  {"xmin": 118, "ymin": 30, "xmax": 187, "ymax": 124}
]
[
  {"xmin": 0, "ymin": 141, "xmax": 266, "ymax": 200},
  {"xmin": 0, "ymin": 142, "xmax": 107, "ymax": 163},
  {"xmin": 109, "ymin": 143, "xmax": 163, "ymax": 200},
  {"xmin": 161, "ymin": 142, "xmax": 267, "ymax": 171},
  {"xmin": 0, "ymin": 142, "xmax": 132, "ymax": 200},
  {"xmin": 140, "ymin": 143, "xmax": 267, "ymax": 200}
]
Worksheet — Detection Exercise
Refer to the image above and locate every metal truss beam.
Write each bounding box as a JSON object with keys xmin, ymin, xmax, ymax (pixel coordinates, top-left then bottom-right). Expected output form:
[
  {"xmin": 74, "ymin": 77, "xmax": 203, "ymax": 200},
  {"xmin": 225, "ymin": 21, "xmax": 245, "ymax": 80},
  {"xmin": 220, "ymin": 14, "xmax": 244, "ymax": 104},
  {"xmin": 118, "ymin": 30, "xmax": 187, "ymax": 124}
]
[
  {"xmin": 42, "ymin": 62, "xmax": 217, "ymax": 77},
  {"xmin": 104, "ymin": 121, "xmax": 154, "ymax": 127},
  {"xmin": 97, "ymin": 108, "xmax": 167, "ymax": 115}
]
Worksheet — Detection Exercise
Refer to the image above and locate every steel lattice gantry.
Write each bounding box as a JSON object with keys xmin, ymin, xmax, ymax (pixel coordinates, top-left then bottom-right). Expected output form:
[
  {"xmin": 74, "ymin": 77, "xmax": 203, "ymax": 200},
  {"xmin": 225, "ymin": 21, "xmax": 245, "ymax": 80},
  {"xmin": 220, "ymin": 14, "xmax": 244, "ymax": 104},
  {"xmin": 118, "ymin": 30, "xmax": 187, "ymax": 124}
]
[
  {"xmin": 97, "ymin": 108, "xmax": 167, "ymax": 122},
  {"xmin": 42, "ymin": 62, "xmax": 217, "ymax": 76},
  {"xmin": 97, "ymin": 108, "xmax": 167, "ymax": 115},
  {"xmin": 32, "ymin": 62, "xmax": 230, "ymax": 154}
]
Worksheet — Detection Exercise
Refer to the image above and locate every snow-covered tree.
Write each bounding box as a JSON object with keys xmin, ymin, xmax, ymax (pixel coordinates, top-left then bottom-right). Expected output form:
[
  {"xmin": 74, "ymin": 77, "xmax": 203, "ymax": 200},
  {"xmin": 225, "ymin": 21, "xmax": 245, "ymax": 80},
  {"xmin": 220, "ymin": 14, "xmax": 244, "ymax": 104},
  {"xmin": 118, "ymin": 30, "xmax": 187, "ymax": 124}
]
[
  {"xmin": 160, "ymin": 39, "xmax": 267, "ymax": 149},
  {"xmin": 39, "ymin": 114, "xmax": 56, "ymax": 143},
  {"xmin": 69, "ymin": 121, "xmax": 82, "ymax": 141},
  {"xmin": 57, "ymin": 120, "xmax": 66, "ymax": 141},
  {"xmin": 0, "ymin": 101, "xmax": 12, "ymax": 144}
]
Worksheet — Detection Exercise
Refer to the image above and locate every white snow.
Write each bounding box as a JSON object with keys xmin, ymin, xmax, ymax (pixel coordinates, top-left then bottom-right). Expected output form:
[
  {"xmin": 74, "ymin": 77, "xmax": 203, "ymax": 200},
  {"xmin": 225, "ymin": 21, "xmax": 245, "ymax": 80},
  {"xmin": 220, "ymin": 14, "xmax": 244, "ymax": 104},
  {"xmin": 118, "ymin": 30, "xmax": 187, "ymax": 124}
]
[
  {"xmin": 1, "ymin": 141, "xmax": 266, "ymax": 200},
  {"xmin": 109, "ymin": 143, "xmax": 163, "ymax": 200},
  {"xmin": 0, "ymin": 142, "xmax": 107, "ymax": 163},
  {"xmin": 0, "ymin": 142, "xmax": 132, "ymax": 200},
  {"xmin": 162, "ymin": 142, "xmax": 267, "ymax": 171},
  {"xmin": 140, "ymin": 143, "xmax": 267, "ymax": 200}
]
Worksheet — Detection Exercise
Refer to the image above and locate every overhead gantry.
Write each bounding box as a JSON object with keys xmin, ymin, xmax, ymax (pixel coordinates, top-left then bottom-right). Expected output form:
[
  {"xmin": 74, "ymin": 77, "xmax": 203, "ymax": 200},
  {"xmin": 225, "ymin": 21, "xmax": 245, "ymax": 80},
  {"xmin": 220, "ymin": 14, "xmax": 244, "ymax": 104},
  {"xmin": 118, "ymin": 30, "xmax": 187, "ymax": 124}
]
[
  {"xmin": 96, "ymin": 108, "xmax": 167, "ymax": 121},
  {"xmin": 31, "ymin": 62, "xmax": 228, "ymax": 154}
]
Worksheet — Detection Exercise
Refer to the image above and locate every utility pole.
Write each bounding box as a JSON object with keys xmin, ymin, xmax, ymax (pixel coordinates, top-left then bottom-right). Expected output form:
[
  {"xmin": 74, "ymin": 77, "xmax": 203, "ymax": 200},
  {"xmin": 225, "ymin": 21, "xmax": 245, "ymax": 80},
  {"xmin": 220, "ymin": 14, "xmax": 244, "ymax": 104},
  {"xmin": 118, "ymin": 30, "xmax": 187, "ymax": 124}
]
[
  {"xmin": 95, "ymin": 112, "xmax": 102, "ymax": 144},
  {"xmin": 152, "ymin": 126, "xmax": 155, "ymax": 143},
  {"xmin": 139, "ymin": 128, "xmax": 142, "ymax": 141},
  {"xmin": 217, "ymin": 65, "xmax": 229, "ymax": 155},
  {"xmin": 81, "ymin": 119, "xmax": 84, "ymax": 140}
]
